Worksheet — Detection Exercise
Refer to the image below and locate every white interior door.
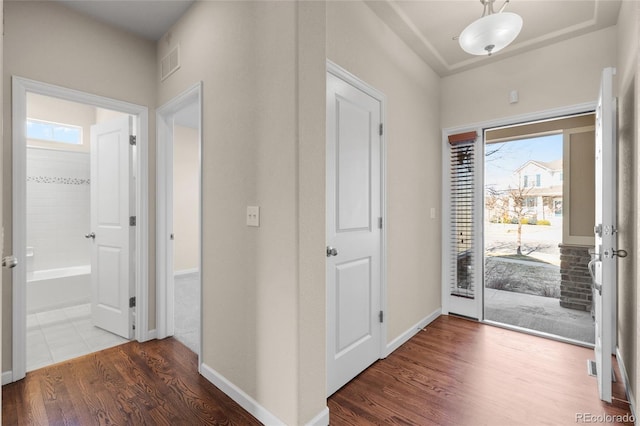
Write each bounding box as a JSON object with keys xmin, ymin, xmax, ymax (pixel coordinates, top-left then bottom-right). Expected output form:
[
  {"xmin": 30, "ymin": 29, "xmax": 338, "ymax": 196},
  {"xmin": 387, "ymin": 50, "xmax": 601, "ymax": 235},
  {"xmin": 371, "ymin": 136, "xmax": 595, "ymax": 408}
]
[
  {"xmin": 326, "ymin": 71, "xmax": 382, "ymax": 396},
  {"xmin": 90, "ymin": 116, "xmax": 134, "ymax": 339},
  {"xmin": 592, "ymin": 66, "xmax": 616, "ymax": 403}
]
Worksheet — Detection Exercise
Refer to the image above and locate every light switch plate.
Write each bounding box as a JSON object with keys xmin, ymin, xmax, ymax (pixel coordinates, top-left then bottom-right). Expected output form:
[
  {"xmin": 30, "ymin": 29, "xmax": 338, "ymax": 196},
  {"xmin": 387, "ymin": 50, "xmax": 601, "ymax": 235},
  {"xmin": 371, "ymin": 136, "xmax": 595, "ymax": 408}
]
[
  {"xmin": 430, "ymin": 207, "xmax": 437, "ymax": 219},
  {"xmin": 247, "ymin": 206, "xmax": 260, "ymax": 227}
]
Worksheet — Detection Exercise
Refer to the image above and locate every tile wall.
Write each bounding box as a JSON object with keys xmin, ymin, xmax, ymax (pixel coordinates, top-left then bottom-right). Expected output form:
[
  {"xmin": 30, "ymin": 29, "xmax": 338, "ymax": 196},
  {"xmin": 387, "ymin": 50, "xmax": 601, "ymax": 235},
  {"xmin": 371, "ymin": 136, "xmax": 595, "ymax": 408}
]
[{"xmin": 27, "ymin": 147, "xmax": 91, "ymax": 272}]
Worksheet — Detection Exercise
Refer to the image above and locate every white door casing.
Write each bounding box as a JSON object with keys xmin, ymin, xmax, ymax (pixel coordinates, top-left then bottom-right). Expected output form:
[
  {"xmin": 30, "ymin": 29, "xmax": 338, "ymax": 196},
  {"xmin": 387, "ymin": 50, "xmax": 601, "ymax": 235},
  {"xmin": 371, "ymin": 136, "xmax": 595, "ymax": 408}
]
[
  {"xmin": 326, "ymin": 67, "xmax": 383, "ymax": 396},
  {"xmin": 90, "ymin": 116, "xmax": 134, "ymax": 339},
  {"xmin": 156, "ymin": 82, "xmax": 203, "ymax": 355},
  {"xmin": 592, "ymin": 66, "xmax": 617, "ymax": 403},
  {"xmin": 12, "ymin": 77, "xmax": 149, "ymax": 383}
]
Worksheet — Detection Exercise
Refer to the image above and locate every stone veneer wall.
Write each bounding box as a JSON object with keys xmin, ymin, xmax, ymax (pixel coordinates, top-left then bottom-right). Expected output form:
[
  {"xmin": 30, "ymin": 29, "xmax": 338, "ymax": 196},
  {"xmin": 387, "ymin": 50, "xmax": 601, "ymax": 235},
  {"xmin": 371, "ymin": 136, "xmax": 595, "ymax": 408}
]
[{"xmin": 559, "ymin": 244, "xmax": 594, "ymax": 311}]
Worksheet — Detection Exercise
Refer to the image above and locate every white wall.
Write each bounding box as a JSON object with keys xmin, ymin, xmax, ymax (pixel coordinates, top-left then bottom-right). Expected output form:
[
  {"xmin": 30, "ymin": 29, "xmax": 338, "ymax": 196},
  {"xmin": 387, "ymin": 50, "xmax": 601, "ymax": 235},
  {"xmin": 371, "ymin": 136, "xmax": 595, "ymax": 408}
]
[
  {"xmin": 172, "ymin": 125, "xmax": 198, "ymax": 273},
  {"xmin": 615, "ymin": 0, "xmax": 639, "ymax": 414},
  {"xmin": 157, "ymin": 2, "xmax": 326, "ymax": 424},
  {"xmin": 327, "ymin": 1, "xmax": 442, "ymax": 343},
  {"xmin": 442, "ymin": 27, "xmax": 617, "ymax": 129},
  {"xmin": 3, "ymin": 0, "xmax": 156, "ymax": 373},
  {"xmin": 1, "ymin": 2, "xmax": 5, "ymax": 414}
]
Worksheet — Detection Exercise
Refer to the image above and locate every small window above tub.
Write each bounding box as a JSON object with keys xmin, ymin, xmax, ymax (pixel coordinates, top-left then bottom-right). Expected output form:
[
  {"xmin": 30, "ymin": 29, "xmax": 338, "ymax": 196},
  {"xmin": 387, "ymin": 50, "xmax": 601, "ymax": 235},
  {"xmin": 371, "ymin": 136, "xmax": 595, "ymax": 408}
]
[{"xmin": 26, "ymin": 119, "xmax": 83, "ymax": 145}]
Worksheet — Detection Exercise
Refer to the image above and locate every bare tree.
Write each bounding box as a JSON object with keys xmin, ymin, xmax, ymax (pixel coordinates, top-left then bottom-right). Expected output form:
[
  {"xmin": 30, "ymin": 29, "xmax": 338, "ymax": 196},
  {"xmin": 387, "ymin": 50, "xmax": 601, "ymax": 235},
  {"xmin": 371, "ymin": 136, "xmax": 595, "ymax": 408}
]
[
  {"xmin": 509, "ymin": 173, "xmax": 532, "ymax": 255},
  {"xmin": 485, "ymin": 187, "xmax": 500, "ymax": 222},
  {"xmin": 485, "ymin": 143, "xmax": 506, "ymax": 161},
  {"xmin": 485, "ymin": 187, "xmax": 510, "ymax": 223}
]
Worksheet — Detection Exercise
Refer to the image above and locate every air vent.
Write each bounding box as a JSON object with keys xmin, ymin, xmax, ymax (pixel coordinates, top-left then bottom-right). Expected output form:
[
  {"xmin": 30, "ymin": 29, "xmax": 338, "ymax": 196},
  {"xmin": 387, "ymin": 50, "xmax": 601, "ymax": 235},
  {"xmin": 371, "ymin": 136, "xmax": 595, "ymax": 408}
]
[
  {"xmin": 587, "ymin": 360, "xmax": 617, "ymax": 382},
  {"xmin": 161, "ymin": 45, "xmax": 180, "ymax": 81}
]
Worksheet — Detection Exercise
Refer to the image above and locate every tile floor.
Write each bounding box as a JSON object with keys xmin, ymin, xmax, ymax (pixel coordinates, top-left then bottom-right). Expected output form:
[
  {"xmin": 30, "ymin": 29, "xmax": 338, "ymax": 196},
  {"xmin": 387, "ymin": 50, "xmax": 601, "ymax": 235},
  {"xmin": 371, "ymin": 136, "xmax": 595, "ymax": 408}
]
[
  {"xmin": 26, "ymin": 272, "xmax": 200, "ymax": 372},
  {"xmin": 174, "ymin": 272, "xmax": 200, "ymax": 355},
  {"xmin": 27, "ymin": 303, "xmax": 129, "ymax": 372}
]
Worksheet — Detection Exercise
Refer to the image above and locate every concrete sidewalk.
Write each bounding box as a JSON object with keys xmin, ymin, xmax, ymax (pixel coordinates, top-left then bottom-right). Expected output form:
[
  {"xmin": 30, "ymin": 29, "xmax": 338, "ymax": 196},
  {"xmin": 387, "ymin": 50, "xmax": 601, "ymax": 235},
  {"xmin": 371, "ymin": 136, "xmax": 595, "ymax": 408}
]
[{"xmin": 484, "ymin": 288, "xmax": 594, "ymax": 344}]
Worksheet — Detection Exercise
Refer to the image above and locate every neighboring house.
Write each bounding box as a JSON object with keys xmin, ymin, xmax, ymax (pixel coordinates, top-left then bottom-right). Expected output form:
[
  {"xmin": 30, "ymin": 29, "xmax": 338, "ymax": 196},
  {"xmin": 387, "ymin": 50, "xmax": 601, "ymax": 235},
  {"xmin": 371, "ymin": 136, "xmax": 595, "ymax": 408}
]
[
  {"xmin": 485, "ymin": 159, "xmax": 563, "ymax": 223},
  {"xmin": 514, "ymin": 159, "xmax": 563, "ymax": 220}
]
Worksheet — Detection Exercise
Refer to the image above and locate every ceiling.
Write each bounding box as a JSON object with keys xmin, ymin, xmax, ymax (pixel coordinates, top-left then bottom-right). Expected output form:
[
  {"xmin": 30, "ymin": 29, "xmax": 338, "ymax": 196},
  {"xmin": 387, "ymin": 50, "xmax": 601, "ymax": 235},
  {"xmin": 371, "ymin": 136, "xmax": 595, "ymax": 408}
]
[
  {"xmin": 58, "ymin": 0, "xmax": 194, "ymax": 41},
  {"xmin": 367, "ymin": 0, "xmax": 622, "ymax": 76},
  {"xmin": 56, "ymin": 0, "xmax": 621, "ymax": 76}
]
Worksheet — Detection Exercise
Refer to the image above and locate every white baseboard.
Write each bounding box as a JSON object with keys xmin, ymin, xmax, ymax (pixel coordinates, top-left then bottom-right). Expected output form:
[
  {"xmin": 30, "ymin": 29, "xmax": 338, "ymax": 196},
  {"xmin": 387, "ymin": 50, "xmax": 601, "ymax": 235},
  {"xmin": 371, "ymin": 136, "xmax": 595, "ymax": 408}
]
[
  {"xmin": 200, "ymin": 362, "xmax": 286, "ymax": 425},
  {"xmin": 385, "ymin": 308, "xmax": 441, "ymax": 357},
  {"xmin": 2, "ymin": 370, "xmax": 13, "ymax": 385},
  {"xmin": 175, "ymin": 268, "xmax": 199, "ymax": 277},
  {"xmin": 616, "ymin": 347, "xmax": 637, "ymax": 420},
  {"xmin": 305, "ymin": 406, "xmax": 329, "ymax": 426}
]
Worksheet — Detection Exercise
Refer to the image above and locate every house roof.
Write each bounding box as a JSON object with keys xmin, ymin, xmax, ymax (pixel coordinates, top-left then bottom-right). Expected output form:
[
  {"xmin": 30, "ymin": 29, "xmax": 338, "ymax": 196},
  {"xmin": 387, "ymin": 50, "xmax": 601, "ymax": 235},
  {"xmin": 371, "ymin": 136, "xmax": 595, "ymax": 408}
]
[{"xmin": 514, "ymin": 159, "xmax": 563, "ymax": 174}]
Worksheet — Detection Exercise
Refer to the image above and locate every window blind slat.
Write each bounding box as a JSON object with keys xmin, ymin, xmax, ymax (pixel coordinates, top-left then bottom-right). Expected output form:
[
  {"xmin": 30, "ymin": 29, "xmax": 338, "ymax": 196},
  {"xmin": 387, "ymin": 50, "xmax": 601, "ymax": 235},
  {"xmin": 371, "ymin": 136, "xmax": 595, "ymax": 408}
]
[{"xmin": 449, "ymin": 134, "xmax": 476, "ymax": 299}]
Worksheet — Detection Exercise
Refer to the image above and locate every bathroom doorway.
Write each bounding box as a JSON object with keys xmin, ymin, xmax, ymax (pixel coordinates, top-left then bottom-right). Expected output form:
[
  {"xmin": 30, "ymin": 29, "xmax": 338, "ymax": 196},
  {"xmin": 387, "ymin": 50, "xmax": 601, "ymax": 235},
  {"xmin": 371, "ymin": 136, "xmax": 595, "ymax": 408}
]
[
  {"xmin": 12, "ymin": 77, "xmax": 150, "ymax": 382},
  {"xmin": 156, "ymin": 83, "xmax": 202, "ymax": 359},
  {"xmin": 24, "ymin": 92, "xmax": 133, "ymax": 371}
]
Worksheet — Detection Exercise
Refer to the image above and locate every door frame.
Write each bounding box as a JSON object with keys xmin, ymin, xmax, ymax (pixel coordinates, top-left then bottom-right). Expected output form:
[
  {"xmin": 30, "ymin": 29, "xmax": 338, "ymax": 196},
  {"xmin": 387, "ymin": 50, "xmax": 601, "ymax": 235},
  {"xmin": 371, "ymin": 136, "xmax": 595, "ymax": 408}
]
[
  {"xmin": 442, "ymin": 101, "xmax": 598, "ymax": 323},
  {"xmin": 155, "ymin": 82, "xmax": 203, "ymax": 366},
  {"xmin": 326, "ymin": 61, "xmax": 388, "ymax": 363},
  {"xmin": 11, "ymin": 76, "xmax": 150, "ymax": 382}
]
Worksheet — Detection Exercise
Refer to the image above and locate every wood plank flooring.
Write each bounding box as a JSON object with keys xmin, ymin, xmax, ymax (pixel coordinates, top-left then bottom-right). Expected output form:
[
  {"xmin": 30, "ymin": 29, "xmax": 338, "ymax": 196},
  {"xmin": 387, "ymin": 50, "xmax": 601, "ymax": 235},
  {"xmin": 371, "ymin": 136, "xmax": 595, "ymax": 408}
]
[
  {"xmin": 3, "ymin": 316, "xmax": 634, "ymax": 425},
  {"xmin": 329, "ymin": 315, "xmax": 634, "ymax": 425},
  {"xmin": 2, "ymin": 337, "xmax": 260, "ymax": 425}
]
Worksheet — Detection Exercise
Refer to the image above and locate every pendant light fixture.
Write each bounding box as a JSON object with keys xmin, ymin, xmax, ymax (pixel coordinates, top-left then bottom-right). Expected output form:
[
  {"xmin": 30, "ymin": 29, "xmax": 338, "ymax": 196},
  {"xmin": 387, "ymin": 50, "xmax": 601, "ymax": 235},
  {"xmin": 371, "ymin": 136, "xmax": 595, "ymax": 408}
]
[{"xmin": 459, "ymin": 0, "xmax": 523, "ymax": 56}]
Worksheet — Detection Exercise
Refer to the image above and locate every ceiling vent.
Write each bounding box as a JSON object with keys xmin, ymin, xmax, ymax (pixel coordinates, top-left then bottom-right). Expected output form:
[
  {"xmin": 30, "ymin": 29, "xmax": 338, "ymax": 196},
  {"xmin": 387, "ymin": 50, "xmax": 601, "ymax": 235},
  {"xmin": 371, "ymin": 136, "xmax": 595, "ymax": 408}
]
[{"xmin": 161, "ymin": 45, "xmax": 180, "ymax": 81}]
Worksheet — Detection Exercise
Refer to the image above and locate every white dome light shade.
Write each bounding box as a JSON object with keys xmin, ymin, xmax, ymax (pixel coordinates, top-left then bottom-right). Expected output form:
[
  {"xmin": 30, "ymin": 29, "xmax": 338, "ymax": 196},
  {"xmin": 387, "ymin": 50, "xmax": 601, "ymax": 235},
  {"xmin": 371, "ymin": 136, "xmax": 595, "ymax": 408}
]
[{"xmin": 459, "ymin": 12, "xmax": 523, "ymax": 56}]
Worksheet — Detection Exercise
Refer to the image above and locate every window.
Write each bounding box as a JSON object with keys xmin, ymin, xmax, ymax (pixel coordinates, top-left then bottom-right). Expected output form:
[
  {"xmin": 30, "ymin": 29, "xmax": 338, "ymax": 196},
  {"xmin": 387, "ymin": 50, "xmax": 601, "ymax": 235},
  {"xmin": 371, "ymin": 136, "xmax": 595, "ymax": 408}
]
[
  {"xmin": 524, "ymin": 174, "xmax": 541, "ymax": 187},
  {"xmin": 448, "ymin": 131, "xmax": 477, "ymax": 299},
  {"xmin": 27, "ymin": 119, "xmax": 82, "ymax": 145}
]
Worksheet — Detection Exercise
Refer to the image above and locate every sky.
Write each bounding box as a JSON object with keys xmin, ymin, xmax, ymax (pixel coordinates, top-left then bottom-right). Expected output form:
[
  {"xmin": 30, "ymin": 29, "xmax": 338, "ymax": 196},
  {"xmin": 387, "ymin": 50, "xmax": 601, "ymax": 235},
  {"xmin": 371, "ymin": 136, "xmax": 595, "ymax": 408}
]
[{"xmin": 484, "ymin": 133, "xmax": 563, "ymax": 189}]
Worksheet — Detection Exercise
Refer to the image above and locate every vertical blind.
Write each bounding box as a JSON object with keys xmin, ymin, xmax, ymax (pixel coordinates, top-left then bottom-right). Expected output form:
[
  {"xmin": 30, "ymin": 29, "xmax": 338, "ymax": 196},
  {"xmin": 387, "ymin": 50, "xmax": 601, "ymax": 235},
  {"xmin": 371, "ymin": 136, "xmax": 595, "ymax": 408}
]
[{"xmin": 448, "ymin": 131, "xmax": 477, "ymax": 299}]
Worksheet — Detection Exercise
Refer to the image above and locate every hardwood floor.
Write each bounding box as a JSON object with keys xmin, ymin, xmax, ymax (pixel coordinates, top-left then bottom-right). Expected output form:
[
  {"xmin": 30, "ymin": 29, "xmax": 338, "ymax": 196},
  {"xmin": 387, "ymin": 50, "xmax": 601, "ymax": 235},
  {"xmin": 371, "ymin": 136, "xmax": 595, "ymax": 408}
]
[
  {"xmin": 3, "ymin": 316, "xmax": 634, "ymax": 425},
  {"xmin": 2, "ymin": 337, "xmax": 260, "ymax": 425},
  {"xmin": 329, "ymin": 315, "xmax": 634, "ymax": 425}
]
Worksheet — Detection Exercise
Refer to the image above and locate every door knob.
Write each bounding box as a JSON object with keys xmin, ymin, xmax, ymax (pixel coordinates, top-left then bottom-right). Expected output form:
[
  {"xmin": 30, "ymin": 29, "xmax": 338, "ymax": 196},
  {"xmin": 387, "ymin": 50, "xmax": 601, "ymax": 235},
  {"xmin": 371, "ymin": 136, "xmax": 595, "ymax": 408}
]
[
  {"xmin": 85, "ymin": 232, "xmax": 96, "ymax": 239},
  {"xmin": 594, "ymin": 282, "xmax": 602, "ymax": 295},
  {"xmin": 587, "ymin": 259, "xmax": 597, "ymax": 282},
  {"xmin": 326, "ymin": 246, "xmax": 338, "ymax": 257},
  {"xmin": 2, "ymin": 256, "xmax": 18, "ymax": 269}
]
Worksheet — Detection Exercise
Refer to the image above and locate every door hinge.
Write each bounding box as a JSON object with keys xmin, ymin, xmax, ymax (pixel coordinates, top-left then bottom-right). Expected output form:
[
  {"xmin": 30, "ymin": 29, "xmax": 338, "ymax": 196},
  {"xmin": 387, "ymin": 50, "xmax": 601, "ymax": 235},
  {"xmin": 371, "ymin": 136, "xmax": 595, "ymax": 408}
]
[
  {"xmin": 378, "ymin": 217, "xmax": 383, "ymax": 229},
  {"xmin": 129, "ymin": 135, "xmax": 137, "ymax": 146},
  {"xmin": 129, "ymin": 297, "xmax": 136, "ymax": 308},
  {"xmin": 379, "ymin": 123, "xmax": 383, "ymax": 136},
  {"xmin": 379, "ymin": 310, "xmax": 384, "ymax": 323},
  {"xmin": 129, "ymin": 216, "xmax": 136, "ymax": 226}
]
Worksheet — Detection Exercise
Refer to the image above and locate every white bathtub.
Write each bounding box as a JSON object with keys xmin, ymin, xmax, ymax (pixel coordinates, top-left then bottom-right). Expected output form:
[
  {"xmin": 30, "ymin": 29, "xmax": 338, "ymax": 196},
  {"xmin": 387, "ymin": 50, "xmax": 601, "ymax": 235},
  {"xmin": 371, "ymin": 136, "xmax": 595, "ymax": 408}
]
[{"xmin": 27, "ymin": 265, "xmax": 91, "ymax": 314}]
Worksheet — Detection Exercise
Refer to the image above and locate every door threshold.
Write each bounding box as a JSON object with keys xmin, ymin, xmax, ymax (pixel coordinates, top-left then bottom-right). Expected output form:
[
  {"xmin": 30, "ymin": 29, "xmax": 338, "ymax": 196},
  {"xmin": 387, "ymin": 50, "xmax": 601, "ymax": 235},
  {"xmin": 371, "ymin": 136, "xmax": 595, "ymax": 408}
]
[{"xmin": 482, "ymin": 319, "xmax": 594, "ymax": 349}]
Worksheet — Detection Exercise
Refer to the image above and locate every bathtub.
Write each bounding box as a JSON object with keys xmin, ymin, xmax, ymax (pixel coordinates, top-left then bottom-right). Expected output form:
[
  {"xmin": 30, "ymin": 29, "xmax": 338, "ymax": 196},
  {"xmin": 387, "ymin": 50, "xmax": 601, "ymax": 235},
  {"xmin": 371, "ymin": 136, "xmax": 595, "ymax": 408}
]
[{"xmin": 27, "ymin": 265, "xmax": 91, "ymax": 314}]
